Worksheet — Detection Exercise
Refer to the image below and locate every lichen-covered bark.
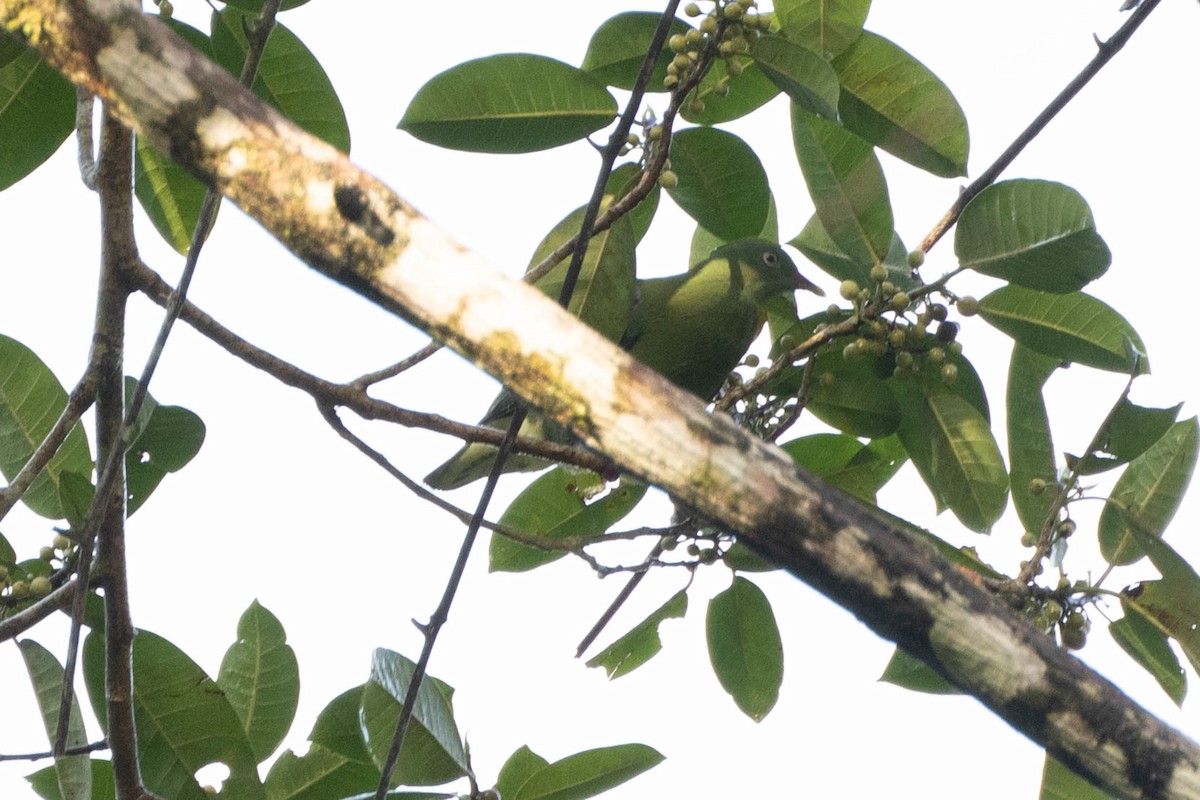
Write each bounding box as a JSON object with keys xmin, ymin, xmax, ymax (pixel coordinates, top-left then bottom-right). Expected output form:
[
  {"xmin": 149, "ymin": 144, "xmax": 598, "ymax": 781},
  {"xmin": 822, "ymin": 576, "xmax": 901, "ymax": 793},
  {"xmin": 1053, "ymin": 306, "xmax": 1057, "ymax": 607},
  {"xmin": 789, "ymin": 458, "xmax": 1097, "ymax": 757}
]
[{"xmin": 5, "ymin": 3, "xmax": 1199, "ymax": 798}]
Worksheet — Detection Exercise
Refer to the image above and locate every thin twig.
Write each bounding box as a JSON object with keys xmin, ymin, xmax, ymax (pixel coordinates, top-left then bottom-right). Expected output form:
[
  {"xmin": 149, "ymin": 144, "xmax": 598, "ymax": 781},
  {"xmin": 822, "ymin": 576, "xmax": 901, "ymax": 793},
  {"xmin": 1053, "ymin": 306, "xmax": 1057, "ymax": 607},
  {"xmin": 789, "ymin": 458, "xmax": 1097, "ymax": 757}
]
[
  {"xmin": 918, "ymin": 0, "xmax": 1163, "ymax": 252},
  {"xmin": 374, "ymin": 5, "xmax": 686, "ymax": 794}
]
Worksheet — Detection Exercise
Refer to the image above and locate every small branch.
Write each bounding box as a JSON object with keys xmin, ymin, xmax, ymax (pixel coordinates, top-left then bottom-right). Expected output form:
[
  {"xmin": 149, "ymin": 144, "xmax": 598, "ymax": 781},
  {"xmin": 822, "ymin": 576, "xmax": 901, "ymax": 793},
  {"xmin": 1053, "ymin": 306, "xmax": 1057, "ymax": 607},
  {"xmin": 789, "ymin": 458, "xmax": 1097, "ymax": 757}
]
[
  {"xmin": 0, "ymin": 740, "xmax": 109, "ymax": 763},
  {"xmin": 0, "ymin": 375, "xmax": 96, "ymax": 523},
  {"xmin": 918, "ymin": 0, "xmax": 1163, "ymax": 252}
]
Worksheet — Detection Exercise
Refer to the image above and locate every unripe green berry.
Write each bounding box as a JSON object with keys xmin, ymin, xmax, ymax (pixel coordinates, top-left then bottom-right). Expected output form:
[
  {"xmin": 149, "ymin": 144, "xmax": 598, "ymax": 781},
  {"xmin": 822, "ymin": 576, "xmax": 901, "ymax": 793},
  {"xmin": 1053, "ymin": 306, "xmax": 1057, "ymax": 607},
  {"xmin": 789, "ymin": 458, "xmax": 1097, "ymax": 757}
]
[
  {"xmin": 839, "ymin": 279, "xmax": 860, "ymax": 300},
  {"xmin": 29, "ymin": 575, "xmax": 51, "ymax": 598},
  {"xmin": 907, "ymin": 249, "xmax": 925, "ymax": 269},
  {"xmin": 658, "ymin": 170, "xmax": 679, "ymax": 188},
  {"xmin": 869, "ymin": 264, "xmax": 887, "ymax": 283},
  {"xmin": 957, "ymin": 295, "xmax": 980, "ymax": 316},
  {"xmin": 941, "ymin": 363, "xmax": 958, "ymax": 385},
  {"xmin": 890, "ymin": 292, "xmax": 910, "ymax": 312}
]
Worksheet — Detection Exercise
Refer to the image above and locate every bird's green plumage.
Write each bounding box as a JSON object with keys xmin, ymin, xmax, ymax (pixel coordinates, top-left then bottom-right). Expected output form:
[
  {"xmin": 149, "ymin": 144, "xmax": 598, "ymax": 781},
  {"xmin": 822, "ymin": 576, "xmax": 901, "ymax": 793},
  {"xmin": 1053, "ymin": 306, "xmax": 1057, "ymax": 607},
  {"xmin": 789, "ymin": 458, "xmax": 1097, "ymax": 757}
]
[{"xmin": 424, "ymin": 239, "xmax": 822, "ymax": 489}]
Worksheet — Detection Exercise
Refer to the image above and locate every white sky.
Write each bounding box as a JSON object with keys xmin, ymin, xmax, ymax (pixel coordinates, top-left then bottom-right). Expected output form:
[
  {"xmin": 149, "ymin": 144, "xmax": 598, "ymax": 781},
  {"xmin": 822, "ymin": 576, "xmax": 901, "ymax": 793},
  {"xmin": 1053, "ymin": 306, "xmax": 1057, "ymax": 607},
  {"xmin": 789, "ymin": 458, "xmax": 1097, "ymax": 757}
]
[{"xmin": 2, "ymin": 1, "xmax": 1199, "ymax": 798}]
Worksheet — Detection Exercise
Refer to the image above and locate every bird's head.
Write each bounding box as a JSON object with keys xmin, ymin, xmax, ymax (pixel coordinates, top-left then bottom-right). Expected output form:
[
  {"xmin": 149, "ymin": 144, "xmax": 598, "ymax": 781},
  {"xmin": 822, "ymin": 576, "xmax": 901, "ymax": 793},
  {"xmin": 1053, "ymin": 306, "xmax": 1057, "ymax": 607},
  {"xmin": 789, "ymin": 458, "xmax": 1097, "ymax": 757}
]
[{"xmin": 717, "ymin": 239, "xmax": 826, "ymax": 303}]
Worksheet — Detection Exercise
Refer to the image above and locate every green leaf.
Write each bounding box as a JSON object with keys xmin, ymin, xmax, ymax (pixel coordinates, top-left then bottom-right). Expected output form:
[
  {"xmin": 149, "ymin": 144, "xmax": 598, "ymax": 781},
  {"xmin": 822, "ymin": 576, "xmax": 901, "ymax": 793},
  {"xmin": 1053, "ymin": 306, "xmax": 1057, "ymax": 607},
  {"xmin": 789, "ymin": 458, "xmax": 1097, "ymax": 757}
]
[
  {"xmin": 956, "ymin": 180, "xmax": 1110, "ymax": 291},
  {"xmin": 27, "ymin": 760, "xmax": 115, "ymax": 800},
  {"xmin": 124, "ymin": 379, "xmax": 206, "ymax": 516},
  {"xmin": 0, "ymin": 47, "xmax": 75, "ymax": 191},
  {"xmin": 586, "ymin": 591, "xmax": 687, "ymax": 679},
  {"xmin": 1038, "ymin": 754, "xmax": 1113, "ymax": 800},
  {"xmin": 263, "ymin": 745, "xmax": 380, "ymax": 800},
  {"xmin": 223, "ymin": 0, "xmax": 311, "ymax": 11},
  {"xmin": 603, "ymin": 163, "xmax": 659, "ymax": 244},
  {"xmin": 1110, "ymin": 605, "xmax": 1186, "ymax": 706},
  {"xmin": 134, "ymin": 20, "xmax": 215, "ymax": 253},
  {"xmin": 83, "ymin": 630, "xmax": 265, "ymax": 800},
  {"xmin": 496, "ymin": 746, "xmax": 551, "ymax": 800},
  {"xmin": 361, "ymin": 649, "xmax": 468, "ymax": 786},
  {"xmin": 805, "ymin": 341, "xmax": 901, "ymax": 438},
  {"xmin": 18, "ymin": 640, "xmax": 92, "ymax": 800},
  {"xmin": 492, "ymin": 472, "xmax": 647, "ymax": 573},
  {"xmin": 788, "ymin": 213, "xmax": 914, "ymax": 290},
  {"xmin": 217, "ymin": 600, "xmax": 300, "ymax": 763},
  {"xmin": 399, "ymin": 54, "xmax": 617, "ymax": 153},
  {"xmin": 579, "ymin": 12, "xmax": 691, "ymax": 91},
  {"xmin": 775, "ymin": 0, "xmax": 870, "ymax": 59},
  {"xmin": 751, "ymin": 35, "xmax": 839, "ymax": 120},
  {"xmin": 706, "ymin": 576, "xmax": 783, "ymax": 721},
  {"xmin": 782, "ymin": 433, "xmax": 906, "ymax": 503},
  {"xmin": 879, "ymin": 648, "xmax": 958, "ymax": 695},
  {"xmin": 1099, "ymin": 418, "xmax": 1198, "ymax": 565},
  {"xmin": 529, "ymin": 210, "xmax": 637, "ymax": 344},
  {"xmin": 211, "ymin": 9, "xmax": 350, "ymax": 153},
  {"xmin": 1078, "ymin": 398, "xmax": 1182, "ymax": 475},
  {"xmin": 512, "ymin": 744, "xmax": 664, "ymax": 800},
  {"xmin": 135, "ymin": 135, "xmax": 213, "ymax": 255},
  {"xmin": 309, "ymin": 687, "xmax": 373, "ymax": 765},
  {"xmin": 790, "ymin": 105, "xmax": 893, "ymax": 270},
  {"xmin": 1006, "ymin": 345, "xmax": 1060, "ymax": 534},
  {"xmin": 895, "ymin": 382, "xmax": 1008, "ymax": 533},
  {"xmin": 0, "ymin": 29, "xmax": 27, "ymax": 70},
  {"xmin": 978, "ymin": 286, "xmax": 1148, "ymax": 375},
  {"xmin": 679, "ymin": 57, "xmax": 780, "ymax": 124},
  {"xmin": 832, "ymin": 31, "xmax": 968, "ymax": 177},
  {"xmin": 664, "ymin": 127, "xmax": 770, "ymax": 241},
  {"xmin": 0, "ymin": 335, "xmax": 94, "ymax": 519}
]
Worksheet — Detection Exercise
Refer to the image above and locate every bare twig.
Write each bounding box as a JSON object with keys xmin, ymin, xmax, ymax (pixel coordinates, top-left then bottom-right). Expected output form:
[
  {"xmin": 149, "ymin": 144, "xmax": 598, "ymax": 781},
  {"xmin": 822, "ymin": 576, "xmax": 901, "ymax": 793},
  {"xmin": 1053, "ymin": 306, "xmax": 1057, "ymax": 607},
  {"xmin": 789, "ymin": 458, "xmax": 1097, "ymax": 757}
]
[{"xmin": 918, "ymin": 0, "xmax": 1163, "ymax": 252}]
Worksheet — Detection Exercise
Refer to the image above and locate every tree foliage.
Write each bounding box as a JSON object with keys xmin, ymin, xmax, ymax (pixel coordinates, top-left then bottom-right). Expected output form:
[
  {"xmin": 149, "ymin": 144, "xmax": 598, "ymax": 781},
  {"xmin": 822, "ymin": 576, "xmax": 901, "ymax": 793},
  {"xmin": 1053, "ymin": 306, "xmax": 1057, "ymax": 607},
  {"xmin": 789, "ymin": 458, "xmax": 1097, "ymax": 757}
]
[{"xmin": 0, "ymin": 1, "xmax": 1197, "ymax": 800}]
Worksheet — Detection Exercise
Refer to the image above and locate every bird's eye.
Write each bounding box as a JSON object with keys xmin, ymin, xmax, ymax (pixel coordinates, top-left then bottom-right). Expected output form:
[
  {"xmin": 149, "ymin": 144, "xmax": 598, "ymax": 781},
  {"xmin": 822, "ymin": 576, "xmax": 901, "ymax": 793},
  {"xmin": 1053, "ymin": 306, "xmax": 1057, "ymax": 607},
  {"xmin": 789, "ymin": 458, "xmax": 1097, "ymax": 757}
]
[{"xmin": 762, "ymin": 251, "xmax": 778, "ymax": 266}]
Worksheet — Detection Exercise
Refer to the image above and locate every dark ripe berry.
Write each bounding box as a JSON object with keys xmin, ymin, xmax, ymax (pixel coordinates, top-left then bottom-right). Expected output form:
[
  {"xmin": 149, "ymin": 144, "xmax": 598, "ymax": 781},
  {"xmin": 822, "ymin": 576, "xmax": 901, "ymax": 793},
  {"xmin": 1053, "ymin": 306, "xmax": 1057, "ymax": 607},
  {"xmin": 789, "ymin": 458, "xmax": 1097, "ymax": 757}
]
[
  {"xmin": 936, "ymin": 321, "xmax": 959, "ymax": 342},
  {"xmin": 929, "ymin": 303, "xmax": 949, "ymax": 322}
]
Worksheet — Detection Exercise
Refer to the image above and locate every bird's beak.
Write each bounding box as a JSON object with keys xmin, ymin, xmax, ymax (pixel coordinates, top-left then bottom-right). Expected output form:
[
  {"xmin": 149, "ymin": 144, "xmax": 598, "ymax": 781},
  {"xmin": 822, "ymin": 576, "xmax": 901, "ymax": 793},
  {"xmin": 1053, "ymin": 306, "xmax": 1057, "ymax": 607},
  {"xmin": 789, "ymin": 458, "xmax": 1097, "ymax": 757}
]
[{"xmin": 794, "ymin": 271, "xmax": 825, "ymax": 296}]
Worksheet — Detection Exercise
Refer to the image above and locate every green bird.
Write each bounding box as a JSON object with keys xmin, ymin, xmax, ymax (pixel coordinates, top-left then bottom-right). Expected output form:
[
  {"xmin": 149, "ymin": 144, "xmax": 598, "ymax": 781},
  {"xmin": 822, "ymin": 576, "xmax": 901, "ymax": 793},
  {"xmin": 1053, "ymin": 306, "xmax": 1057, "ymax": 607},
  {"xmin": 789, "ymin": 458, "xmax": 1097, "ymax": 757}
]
[{"xmin": 424, "ymin": 239, "xmax": 824, "ymax": 490}]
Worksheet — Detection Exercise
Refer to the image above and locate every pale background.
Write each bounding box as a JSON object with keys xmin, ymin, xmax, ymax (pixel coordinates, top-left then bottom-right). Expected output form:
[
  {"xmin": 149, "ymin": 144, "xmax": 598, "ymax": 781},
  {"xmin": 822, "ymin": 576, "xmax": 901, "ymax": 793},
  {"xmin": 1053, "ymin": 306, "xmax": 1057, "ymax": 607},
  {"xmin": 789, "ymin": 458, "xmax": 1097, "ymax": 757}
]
[{"xmin": 2, "ymin": 1, "xmax": 1198, "ymax": 797}]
